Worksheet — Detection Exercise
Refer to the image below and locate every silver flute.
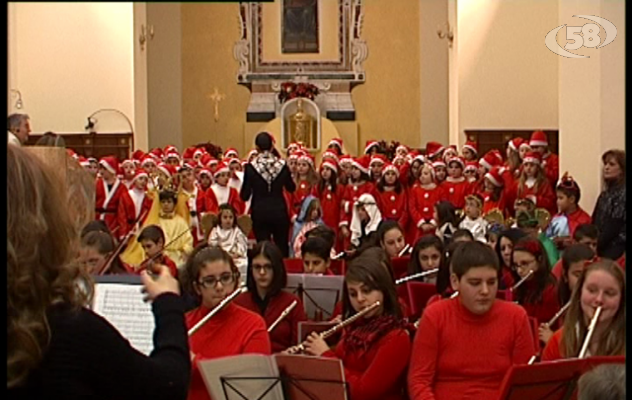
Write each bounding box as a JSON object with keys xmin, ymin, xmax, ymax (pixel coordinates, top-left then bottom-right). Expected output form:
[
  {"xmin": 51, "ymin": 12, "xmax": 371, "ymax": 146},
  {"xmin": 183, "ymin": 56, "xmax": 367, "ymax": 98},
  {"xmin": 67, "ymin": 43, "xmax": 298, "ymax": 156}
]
[
  {"xmin": 188, "ymin": 286, "xmax": 248, "ymax": 336},
  {"xmin": 395, "ymin": 268, "xmax": 439, "ymax": 285},
  {"xmin": 268, "ymin": 300, "xmax": 298, "ymax": 333}
]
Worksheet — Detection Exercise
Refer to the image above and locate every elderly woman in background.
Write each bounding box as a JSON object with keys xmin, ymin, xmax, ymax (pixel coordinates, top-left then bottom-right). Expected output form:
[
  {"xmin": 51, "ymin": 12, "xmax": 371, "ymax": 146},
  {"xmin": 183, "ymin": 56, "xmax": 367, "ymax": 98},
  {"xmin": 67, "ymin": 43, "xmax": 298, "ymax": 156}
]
[{"xmin": 591, "ymin": 149, "xmax": 626, "ymax": 260}]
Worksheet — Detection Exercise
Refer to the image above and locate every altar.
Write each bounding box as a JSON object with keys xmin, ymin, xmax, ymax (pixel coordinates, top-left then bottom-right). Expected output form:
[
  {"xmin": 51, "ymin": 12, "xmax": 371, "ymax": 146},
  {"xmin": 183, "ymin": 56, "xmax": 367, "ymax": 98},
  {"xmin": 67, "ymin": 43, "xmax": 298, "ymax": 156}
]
[{"xmin": 235, "ymin": 0, "xmax": 368, "ymax": 158}]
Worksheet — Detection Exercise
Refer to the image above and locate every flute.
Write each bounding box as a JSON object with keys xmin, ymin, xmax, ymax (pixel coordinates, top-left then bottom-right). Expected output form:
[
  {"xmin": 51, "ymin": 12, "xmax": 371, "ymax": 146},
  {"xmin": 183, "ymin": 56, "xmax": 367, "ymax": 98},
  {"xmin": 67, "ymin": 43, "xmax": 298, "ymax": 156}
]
[
  {"xmin": 332, "ymin": 251, "xmax": 346, "ymax": 260},
  {"xmin": 398, "ymin": 244, "xmax": 411, "ymax": 257},
  {"xmin": 188, "ymin": 286, "xmax": 248, "ymax": 336},
  {"xmin": 578, "ymin": 306, "xmax": 602, "ymax": 359},
  {"xmin": 510, "ymin": 270, "xmax": 535, "ymax": 292},
  {"xmin": 547, "ymin": 301, "xmax": 572, "ymax": 327},
  {"xmin": 268, "ymin": 300, "xmax": 298, "ymax": 333},
  {"xmin": 395, "ymin": 268, "xmax": 439, "ymax": 285},
  {"xmin": 450, "ymin": 291, "xmax": 459, "ymax": 298},
  {"xmin": 527, "ymin": 302, "xmax": 573, "ymax": 365},
  {"xmin": 285, "ymin": 301, "xmax": 381, "ymax": 354}
]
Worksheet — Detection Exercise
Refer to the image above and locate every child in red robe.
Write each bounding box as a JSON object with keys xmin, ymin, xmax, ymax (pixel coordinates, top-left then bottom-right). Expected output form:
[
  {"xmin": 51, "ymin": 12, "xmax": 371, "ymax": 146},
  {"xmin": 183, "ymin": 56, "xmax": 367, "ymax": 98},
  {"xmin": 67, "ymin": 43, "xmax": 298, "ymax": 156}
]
[
  {"xmin": 441, "ymin": 156, "xmax": 469, "ymax": 211},
  {"xmin": 312, "ymin": 159, "xmax": 343, "ymax": 238},
  {"xmin": 290, "ymin": 151, "xmax": 318, "ymax": 220},
  {"xmin": 95, "ymin": 156, "xmax": 134, "ymax": 240},
  {"xmin": 377, "ymin": 163, "xmax": 409, "ymax": 233},
  {"xmin": 408, "ymin": 164, "xmax": 445, "ymax": 243},
  {"xmin": 507, "ymin": 151, "xmax": 557, "ymax": 216},
  {"xmin": 205, "ymin": 161, "xmax": 244, "ymax": 215}
]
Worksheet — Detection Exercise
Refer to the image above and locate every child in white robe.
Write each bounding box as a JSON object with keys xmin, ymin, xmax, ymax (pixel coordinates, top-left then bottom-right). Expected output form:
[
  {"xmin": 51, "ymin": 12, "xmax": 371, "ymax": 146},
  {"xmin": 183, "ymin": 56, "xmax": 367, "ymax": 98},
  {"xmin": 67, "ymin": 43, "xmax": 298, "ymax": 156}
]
[{"xmin": 208, "ymin": 203, "xmax": 248, "ymax": 281}]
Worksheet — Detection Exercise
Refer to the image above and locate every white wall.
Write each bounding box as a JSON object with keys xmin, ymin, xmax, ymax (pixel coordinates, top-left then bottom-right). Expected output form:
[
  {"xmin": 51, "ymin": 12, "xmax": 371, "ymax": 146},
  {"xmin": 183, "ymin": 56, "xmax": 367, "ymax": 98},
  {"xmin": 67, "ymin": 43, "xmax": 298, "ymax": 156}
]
[
  {"xmin": 456, "ymin": 0, "xmax": 559, "ymax": 145},
  {"xmin": 8, "ymin": 3, "xmax": 135, "ymax": 135},
  {"xmin": 558, "ymin": 0, "xmax": 625, "ymax": 212}
]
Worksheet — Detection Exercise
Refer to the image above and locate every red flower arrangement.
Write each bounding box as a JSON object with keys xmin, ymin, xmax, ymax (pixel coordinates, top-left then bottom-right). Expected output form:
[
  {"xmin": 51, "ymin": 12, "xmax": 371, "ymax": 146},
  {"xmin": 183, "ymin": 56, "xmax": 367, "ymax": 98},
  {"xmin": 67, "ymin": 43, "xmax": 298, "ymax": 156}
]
[{"xmin": 278, "ymin": 82, "xmax": 320, "ymax": 104}]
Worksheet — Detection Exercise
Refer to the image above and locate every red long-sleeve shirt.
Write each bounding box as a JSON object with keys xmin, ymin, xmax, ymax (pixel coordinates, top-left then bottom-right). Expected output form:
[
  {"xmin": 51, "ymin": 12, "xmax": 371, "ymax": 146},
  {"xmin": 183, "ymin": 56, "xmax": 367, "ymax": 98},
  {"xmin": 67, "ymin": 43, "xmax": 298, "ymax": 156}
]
[
  {"xmin": 186, "ymin": 303, "xmax": 271, "ymax": 400},
  {"xmin": 518, "ymin": 281, "xmax": 560, "ymax": 325},
  {"xmin": 323, "ymin": 326, "xmax": 411, "ymax": 400},
  {"xmin": 541, "ymin": 328, "xmax": 565, "ymax": 361},
  {"xmin": 508, "ymin": 179, "xmax": 557, "ymax": 216},
  {"xmin": 408, "ymin": 298, "xmax": 535, "ymax": 400},
  {"xmin": 542, "ymin": 152, "xmax": 560, "ymax": 190},
  {"xmin": 234, "ymin": 291, "xmax": 307, "ymax": 353}
]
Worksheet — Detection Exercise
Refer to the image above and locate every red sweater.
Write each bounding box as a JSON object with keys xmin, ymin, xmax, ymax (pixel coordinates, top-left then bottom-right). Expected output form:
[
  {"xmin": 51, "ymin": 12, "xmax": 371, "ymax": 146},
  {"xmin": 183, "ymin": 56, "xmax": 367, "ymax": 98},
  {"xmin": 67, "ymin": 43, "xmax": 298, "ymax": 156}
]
[
  {"xmin": 234, "ymin": 291, "xmax": 307, "ymax": 353},
  {"xmin": 541, "ymin": 328, "xmax": 565, "ymax": 361},
  {"xmin": 323, "ymin": 325, "xmax": 411, "ymax": 400},
  {"xmin": 408, "ymin": 299, "xmax": 535, "ymax": 400},
  {"xmin": 186, "ymin": 303, "xmax": 271, "ymax": 400},
  {"xmin": 555, "ymin": 207, "xmax": 592, "ymax": 238},
  {"xmin": 518, "ymin": 281, "xmax": 560, "ymax": 325}
]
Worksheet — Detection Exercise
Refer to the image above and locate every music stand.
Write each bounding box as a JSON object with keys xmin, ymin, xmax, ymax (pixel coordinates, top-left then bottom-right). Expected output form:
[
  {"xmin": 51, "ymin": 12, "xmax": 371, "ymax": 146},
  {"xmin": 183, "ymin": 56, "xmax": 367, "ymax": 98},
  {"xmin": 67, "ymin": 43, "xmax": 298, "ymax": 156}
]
[
  {"xmin": 285, "ymin": 274, "xmax": 345, "ymax": 321},
  {"xmin": 199, "ymin": 354, "xmax": 348, "ymax": 400},
  {"xmin": 275, "ymin": 354, "xmax": 348, "ymax": 400},
  {"xmin": 496, "ymin": 356, "xmax": 625, "ymax": 400}
]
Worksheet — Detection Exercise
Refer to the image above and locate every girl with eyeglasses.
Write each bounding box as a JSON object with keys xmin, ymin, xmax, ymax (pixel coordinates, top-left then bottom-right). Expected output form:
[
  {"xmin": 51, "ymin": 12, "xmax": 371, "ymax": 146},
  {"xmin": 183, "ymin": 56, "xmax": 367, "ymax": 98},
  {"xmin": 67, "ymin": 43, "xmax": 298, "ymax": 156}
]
[
  {"xmin": 511, "ymin": 237, "xmax": 560, "ymax": 325},
  {"xmin": 234, "ymin": 241, "xmax": 307, "ymax": 353},
  {"xmin": 183, "ymin": 245, "xmax": 271, "ymax": 400}
]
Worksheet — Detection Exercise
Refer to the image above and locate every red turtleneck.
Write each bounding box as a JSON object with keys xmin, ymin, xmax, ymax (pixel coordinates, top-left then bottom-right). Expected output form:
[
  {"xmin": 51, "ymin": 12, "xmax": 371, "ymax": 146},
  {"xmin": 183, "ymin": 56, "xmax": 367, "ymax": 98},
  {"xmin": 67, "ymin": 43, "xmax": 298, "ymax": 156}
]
[
  {"xmin": 322, "ymin": 319, "xmax": 411, "ymax": 400},
  {"xmin": 185, "ymin": 302, "xmax": 271, "ymax": 400},
  {"xmin": 408, "ymin": 298, "xmax": 534, "ymax": 400}
]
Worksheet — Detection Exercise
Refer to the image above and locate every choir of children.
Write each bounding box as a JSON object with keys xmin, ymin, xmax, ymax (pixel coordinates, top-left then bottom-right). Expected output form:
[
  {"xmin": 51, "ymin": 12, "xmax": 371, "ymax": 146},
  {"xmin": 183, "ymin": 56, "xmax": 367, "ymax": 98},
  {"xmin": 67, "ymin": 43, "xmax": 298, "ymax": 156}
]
[{"xmin": 71, "ymin": 132, "xmax": 624, "ymax": 400}]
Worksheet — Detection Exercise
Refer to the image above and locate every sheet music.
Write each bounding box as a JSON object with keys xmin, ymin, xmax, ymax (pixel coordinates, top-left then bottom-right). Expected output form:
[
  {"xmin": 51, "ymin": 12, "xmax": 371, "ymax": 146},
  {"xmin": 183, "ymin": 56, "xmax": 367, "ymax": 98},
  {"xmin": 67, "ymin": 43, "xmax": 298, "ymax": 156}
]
[
  {"xmin": 93, "ymin": 282, "xmax": 155, "ymax": 355},
  {"xmin": 198, "ymin": 354, "xmax": 284, "ymax": 400},
  {"xmin": 284, "ymin": 274, "xmax": 345, "ymax": 320}
]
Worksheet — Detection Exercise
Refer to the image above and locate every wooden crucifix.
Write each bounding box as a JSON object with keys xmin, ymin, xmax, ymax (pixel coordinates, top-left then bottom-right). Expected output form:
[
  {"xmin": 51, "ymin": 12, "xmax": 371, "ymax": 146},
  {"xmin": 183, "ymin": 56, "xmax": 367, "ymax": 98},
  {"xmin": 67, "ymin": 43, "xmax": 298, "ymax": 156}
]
[{"xmin": 207, "ymin": 87, "xmax": 226, "ymax": 122}]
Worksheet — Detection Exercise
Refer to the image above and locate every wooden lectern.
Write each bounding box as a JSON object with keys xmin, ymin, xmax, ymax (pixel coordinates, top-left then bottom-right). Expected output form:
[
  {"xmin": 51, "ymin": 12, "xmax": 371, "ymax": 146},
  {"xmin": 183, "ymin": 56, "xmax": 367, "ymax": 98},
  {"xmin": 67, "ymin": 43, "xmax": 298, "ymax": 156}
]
[{"xmin": 25, "ymin": 146, "xmax": 95, "ymax": 235}]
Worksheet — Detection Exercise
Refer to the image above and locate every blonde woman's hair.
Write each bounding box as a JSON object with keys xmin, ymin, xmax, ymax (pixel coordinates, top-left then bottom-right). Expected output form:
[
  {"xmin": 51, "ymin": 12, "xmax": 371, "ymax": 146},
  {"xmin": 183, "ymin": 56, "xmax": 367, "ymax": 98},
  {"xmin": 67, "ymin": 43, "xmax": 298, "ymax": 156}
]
[
  {"xmin": 8, "ymin": 146, "xmax": 92, "ymax": 388},
  {"xmin": 560, "ymin": 260, "xmax": 625, "ymax": 358}
]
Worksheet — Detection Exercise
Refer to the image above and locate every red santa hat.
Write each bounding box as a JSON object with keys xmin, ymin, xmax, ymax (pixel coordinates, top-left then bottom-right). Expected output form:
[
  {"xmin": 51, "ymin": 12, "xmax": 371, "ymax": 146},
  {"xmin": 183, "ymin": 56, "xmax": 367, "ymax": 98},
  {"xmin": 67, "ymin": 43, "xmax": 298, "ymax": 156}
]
[
  {"xmin": 529, "ymin": 130, "xmax": 548, "ymax": 147},
  {"xmin": 522, "ymin": 151, "xmax": 542, "ymax": 165},
  {"xmin": 227, "ymin": 157, "xmax": 241, "ymax": 167},
  {"xmin": 396, "ymin": 144, "xmax": 409, "ymax": 154},
  {"xmin": 393, "ymin": 155, "xmax": 406, "ymax": 165},
  {"xmin": 213, "ymin": 161, "xmax": 231, "ymax": 177},
  {"xmin": 182, "ymin": 147, "xmax": 196, "ymax": 161},
  {"xmin": 423, "ymin": 164, "xmax": 436, "ymax": 179},
  {"xmin": 224, "ymin": 148, "xmax": 239, "ymax": 159},
  {"xmin": 321, "ymin": 151, "xmax": 340, "ymax": 164},
  {"xmin": 193, "ymin": 148, "xmax": 206, "ymax": 158},
  {"xmin": 200, "ymin": 154, "xmax": 213, "ymax": 167},
  {"xmin": 320, "ymin": 159, "xmax": 338, "ymax": 174},
  {"xmin": 141, "ymin": 156, "xmax": 157, "ymax": 167},
  {"xmin": 149, "ymin": 148, "xmax": 163, "ymax": 161},
  {"xmin": 382, "ymin": 162, "xmax": 399, "ymax": 177},
  {"xmin": 447, "ymin": 156, "xmax": 465, "ymax": 168},
  {"xmin": 508, "ymin": 137, "xmax": 526, "ymax": 152},
  {"xmin": 425, "ymin": 141, "xmax": 445, "ymax": 159},
  {"xmin": 78, "ymin": 156, "xmax": 91, "ymax": 167},
  {"xmin": 297, "ymin": 152, "xmax": 315, "ymax": 168},
  {"xmin": 66, "ymin": 149, "xmax": 78, "ymax": 159},
  {"xmin": 484, "ymin": 166, "xmax": 505, "ymax": 187},
  {"xmin": 157, "ymin": 163, "xmax": 176, "ymax": 178},
  {"xmin": 99, "ymin": 156, "xmax": 119, "ymax": 175},
  {"xmin": 164, "ymin": 151, "xmax": 181, "ymax": 162},
  {"xmin": 432, "ymin": 160, "xmax": 446, "ymax": 169},
  {"xmin": 198, "ymin": 168, "xmax": 213, "ymax": 179},
  {"xmin": 121, "ymin": 159, "xmax": 135, "ymax": 168},
  {"xmin": 247, "ymin": 149, "xmax": 258, "ymax": 160},
  {"xmin": 364, "ymin": 140, "xmax": 380, "ymax": 154},
  {"xmin": 350, "ymin": 155, "xmax": 371, "ymax": 174},
  {"xmin": 464, "ymin": 161, "xmax": 479, "ymax": 172},
  {"xmin": 163, "ymin": 145, "xmax": 178, "ymax": 154},
  {"xmin": 132, "ymin": 168, "xmax": 149, "ymax": 183},
  {"xmin": 369, "ymin": 154, "xmax": 387, "ymax": 166},
  {"xmin": 288, "ymin": 151, "xmax": 300, "ymax": 160},
  {"xmin": 339, "ymin": 155, "xmax": 353, "ymax": 166},
  {"xmin": 287, "ymin": 142, "xmax": 301, "ymax": 152},
  {"xmin": 409, "ymin": 151, "xmax": 425, "ymax": 165},
  {"xmin": 87, "ymin": 156, "xmax": 98, "ymax": 163},
  {"xmin": 178, "ymin": 162, "xmax": 197, "ymax": 172},
  {"xmin": 328, "ymin": 138, "xmax": 343, "ymax": 152},
  {"xmin": 479, "ymin": 151, "xmax": 502, "ymax": 171},
  {"xmin": 462, "ymin": 140, "xmax": 478, "ymax": 156},
  {"xmin": 443, "ymin": 145, "xmax": 458, "ymax": 156}
]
